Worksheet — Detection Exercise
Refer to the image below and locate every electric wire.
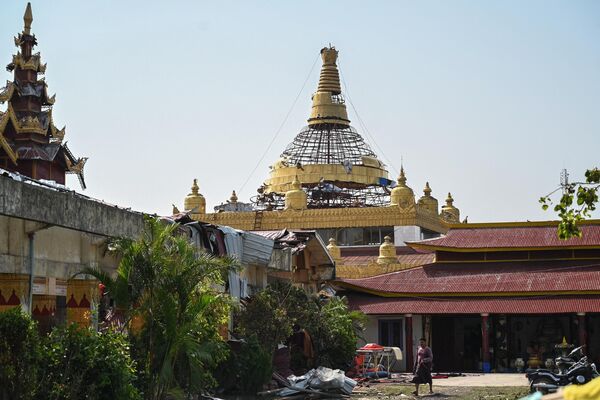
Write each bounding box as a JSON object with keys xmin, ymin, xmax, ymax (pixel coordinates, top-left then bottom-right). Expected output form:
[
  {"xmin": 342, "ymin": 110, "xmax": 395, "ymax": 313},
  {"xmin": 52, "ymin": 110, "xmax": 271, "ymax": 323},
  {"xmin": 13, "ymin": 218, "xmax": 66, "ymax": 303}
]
[
  {"xmin": 237, "ymin": 53, "xmax": 320, "ymax": 195},
  {"xmin": 338, "ymin": 62, "xmax": 399, "ymax": 178}
]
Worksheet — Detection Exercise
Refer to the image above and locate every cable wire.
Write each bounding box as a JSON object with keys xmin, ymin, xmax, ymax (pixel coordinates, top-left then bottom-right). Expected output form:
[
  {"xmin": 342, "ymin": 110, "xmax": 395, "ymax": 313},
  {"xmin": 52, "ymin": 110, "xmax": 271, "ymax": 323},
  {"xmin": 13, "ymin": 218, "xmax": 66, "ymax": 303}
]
[
  {"xmin": 338, "ymin": 63, "xmax": 399, "ymax": 178},
  {"xmin": 238, "ymin": 53, "xmax": 320, "ymax": 194}
]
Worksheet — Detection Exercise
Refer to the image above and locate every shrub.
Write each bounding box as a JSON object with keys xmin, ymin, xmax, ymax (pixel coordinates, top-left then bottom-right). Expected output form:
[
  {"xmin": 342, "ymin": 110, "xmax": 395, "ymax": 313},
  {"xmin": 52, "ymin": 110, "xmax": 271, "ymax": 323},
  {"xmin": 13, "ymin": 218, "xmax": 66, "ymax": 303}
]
[
  {"xmin": 39, "ymin": 325, "xmax": 139, "ymax": 400},
  {"xmin": 311, "ymin": 296, "xmax": 366, "ymax": 370},
  {"xmin": 216, "ymin": 336, "xmax": 273, "ymax": 394},
  {"xmin": 236, "ymin": 282, "xmax": 366, "ymax": 372},
  {"xmin": 0, "ymin": 308, "xmax": 42, "ymax": 400}
]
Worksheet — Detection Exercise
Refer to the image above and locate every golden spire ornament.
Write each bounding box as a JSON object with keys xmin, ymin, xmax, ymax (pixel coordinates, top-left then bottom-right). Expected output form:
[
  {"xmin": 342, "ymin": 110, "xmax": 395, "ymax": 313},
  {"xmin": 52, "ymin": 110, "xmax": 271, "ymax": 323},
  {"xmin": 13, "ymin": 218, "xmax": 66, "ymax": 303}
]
[{"xmin": 23, "ymin": 3, "xmax": 33, "ymax": 35}]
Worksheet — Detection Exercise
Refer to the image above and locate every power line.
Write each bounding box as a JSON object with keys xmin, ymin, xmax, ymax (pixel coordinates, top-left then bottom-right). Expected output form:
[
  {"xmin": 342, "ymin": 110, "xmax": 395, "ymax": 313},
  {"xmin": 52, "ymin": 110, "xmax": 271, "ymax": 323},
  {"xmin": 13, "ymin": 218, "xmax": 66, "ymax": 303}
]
[
  {"xmin": 338, "ymin": 63, "xmax": 399, "ymax": 178},
  {"xmin": 238, "ymin": 53, "xmax": 320, "ymax": 194}
]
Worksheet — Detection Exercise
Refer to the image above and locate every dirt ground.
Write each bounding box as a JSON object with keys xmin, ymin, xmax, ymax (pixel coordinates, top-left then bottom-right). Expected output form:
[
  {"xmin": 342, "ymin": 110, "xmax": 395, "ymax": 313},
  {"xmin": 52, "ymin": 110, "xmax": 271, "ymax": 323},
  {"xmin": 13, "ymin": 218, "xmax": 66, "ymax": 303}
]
[{"xmin": 352, "ymin": 383, "xmax": 530, "ymax": 400}]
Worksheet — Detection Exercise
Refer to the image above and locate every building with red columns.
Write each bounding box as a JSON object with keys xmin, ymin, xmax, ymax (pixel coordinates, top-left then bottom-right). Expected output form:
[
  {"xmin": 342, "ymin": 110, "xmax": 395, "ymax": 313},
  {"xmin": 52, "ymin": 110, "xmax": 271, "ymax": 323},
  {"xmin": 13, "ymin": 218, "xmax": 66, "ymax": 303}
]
[{"xmin": 336, "ymin": 221, "xmax": 600, "ymax": 373}]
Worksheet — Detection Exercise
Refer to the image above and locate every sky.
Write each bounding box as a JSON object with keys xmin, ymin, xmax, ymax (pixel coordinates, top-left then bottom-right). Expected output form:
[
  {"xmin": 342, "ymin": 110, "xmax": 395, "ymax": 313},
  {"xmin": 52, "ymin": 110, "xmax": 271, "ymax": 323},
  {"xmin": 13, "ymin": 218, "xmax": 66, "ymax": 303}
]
[{"xmin": 1, "ymin": 0, "xmax": 599, "ymax": 222}]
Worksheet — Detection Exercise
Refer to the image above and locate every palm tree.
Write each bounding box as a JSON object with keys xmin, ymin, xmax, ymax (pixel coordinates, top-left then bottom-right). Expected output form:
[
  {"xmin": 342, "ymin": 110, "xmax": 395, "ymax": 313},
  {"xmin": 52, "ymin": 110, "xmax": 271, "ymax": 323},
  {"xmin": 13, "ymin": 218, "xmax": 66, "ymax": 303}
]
[{"xmin": 80, "ymin": 217, "xmax": 235, "ymax": 399}]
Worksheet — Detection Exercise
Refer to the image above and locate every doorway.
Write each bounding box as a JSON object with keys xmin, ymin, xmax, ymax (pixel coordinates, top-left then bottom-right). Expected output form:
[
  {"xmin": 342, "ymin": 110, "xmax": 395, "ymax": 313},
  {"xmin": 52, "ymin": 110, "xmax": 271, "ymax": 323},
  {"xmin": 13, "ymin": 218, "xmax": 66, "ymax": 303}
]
[{"xmin": 432, "ymin": 315, "xmax": 482, "ymax": 372}]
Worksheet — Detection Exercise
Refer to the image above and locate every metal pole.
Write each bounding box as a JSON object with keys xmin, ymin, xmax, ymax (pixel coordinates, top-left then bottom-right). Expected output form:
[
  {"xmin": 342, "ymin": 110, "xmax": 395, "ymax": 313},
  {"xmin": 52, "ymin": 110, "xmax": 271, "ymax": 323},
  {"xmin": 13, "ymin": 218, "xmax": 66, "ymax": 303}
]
[{"xmin": 28, "ymin": 232, "xmax": 35, "ymax": 314}]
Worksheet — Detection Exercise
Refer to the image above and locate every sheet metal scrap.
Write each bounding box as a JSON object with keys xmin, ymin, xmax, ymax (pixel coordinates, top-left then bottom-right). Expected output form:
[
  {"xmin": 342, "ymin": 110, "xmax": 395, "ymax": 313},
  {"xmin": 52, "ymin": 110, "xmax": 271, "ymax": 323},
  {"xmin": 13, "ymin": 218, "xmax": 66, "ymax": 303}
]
[{"xmin": 276, "ymin": 367, "xmax": 357, "ymax": 399}]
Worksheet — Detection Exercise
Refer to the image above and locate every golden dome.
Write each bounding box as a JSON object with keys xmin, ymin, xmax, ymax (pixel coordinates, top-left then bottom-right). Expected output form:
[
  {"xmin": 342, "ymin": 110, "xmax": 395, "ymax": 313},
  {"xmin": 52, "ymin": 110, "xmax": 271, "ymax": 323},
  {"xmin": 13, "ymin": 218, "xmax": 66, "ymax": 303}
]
[
  {"xmin": 417, "ymin": 182, "xmax": 438, "ymax": 214},
  {"xmin": 326, "ymin": 238, "xmax": 343, "ymax": 264},
  {"xmin": 284, "ymin": 176, "xmax": 307, "ymax": 211},
  {"xmin": 390, "ymin": 167, "xmax": 415, "ymax": 208},
  {"xmin": 377, "ymin": 236, "xmax": 397, "ymax": 264},
  {"xmin": 184, "ymin": 179, "xmax": 206, "ymax": 215},
  {"xmin": 440, "ymin": 192, "xmax": 460, "ymax": 223}
]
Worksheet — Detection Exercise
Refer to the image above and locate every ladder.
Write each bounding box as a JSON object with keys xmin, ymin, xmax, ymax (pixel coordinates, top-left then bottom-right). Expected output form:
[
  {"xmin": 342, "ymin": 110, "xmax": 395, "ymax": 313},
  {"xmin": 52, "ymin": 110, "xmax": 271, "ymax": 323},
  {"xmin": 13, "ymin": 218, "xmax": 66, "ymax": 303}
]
[{"xmin": 253, "ymin": 210, "xmax": 264, "ymax": 230}]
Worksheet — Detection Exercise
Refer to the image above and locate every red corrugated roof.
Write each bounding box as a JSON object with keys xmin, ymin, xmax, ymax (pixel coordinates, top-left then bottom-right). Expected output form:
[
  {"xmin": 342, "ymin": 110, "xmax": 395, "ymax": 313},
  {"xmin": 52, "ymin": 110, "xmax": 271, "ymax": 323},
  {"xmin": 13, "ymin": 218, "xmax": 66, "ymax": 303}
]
[
  {"xmin": 348, "ymin": 294, "xmax": 600, "ymax": 314},
  {"xmin": 408, "ymin": 224, "xmax": 600, "ymax": 250},
  {"xmin": 338, "ymin": 260, "xmax": 600, "ymax": 294}
]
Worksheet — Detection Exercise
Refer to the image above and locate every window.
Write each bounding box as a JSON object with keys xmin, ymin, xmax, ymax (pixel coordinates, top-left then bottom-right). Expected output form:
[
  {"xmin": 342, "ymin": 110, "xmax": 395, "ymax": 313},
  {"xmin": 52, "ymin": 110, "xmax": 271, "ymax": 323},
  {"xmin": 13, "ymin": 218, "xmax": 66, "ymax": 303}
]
[
  {"xmin": 379, "ymin": 319, "xmax": 404, "ymax": 348},
  {"xmin": 316, "ymin": 227, "xmax": 395, "ymax": 246}
]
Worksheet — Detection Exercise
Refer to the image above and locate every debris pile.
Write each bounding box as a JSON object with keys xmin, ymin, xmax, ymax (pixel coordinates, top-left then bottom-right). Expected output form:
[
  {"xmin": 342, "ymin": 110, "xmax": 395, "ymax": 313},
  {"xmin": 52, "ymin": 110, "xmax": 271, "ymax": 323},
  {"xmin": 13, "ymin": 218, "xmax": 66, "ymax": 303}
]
[{"xmin": 271, "ymin": 367, "xmax": 356, "ymax": 399}]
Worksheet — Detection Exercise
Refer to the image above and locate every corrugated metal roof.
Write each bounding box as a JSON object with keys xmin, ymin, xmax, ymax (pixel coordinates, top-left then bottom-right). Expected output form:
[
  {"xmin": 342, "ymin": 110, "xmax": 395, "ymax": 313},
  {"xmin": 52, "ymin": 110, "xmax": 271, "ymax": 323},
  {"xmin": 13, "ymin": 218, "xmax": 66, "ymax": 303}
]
[
  {"xmin": 348, "ymin": 294, "xmax": 600, "ymax": 315},
  {"xmin": 241, "ymin": 232, "xmax": 274, "ymax": 266},
  {"xmin": 409, "ymin": 224, "xmax": 600, "ymax": 250},
  {"xmin": 338, "ymin": 260, "xmax": 600, "ymax": 294}
]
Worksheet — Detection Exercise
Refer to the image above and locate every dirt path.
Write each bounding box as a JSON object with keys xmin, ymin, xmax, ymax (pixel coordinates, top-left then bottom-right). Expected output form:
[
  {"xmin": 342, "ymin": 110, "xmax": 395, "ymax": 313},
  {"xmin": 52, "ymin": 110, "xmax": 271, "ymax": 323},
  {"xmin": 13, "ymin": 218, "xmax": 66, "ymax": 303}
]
[{"xmin": 352, "ymin": 384, "xmax": 529, "ymax": 400}]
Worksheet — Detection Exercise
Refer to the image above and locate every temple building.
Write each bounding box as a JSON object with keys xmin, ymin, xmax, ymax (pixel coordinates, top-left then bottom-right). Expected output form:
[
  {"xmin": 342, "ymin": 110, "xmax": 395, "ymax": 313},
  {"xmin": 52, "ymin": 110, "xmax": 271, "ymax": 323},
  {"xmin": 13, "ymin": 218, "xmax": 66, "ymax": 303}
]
[
  {"xmin": 176, "ymin": 46, "xmax": 462, "ymax": 282},
  {"xmin": 337, "ymin": 221, "xmax": 600, "ymax": 373},
  {"xmin": 0, "ymin": 3, "xmax": 86, "ymax": 188},
  {"xmin": 0, "ymin": 4, "xmax": 144, "ymax": 333}
]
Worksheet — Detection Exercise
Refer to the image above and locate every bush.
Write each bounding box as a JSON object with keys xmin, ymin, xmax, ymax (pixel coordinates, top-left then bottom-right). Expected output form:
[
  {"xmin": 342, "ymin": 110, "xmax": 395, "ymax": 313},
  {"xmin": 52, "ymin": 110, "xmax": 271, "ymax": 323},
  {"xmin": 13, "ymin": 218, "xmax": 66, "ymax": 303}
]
[
  {"xmin": 0, "ymin": 308, "xmax": 42, "ymax": 400},
  {"xmin": 311, "ymin": 297, "xmax": 366, "ymax": 370},
  {"xmin": 216, "ymin": 336, "xmax": 272, "ymax": 394},
  {"xmin": 236, "ymin": 282, "xmax": 365, "ymax": 372},
  {"xmin": 39, "ymin": 325, "xmax": 139, "ymax": 400}
]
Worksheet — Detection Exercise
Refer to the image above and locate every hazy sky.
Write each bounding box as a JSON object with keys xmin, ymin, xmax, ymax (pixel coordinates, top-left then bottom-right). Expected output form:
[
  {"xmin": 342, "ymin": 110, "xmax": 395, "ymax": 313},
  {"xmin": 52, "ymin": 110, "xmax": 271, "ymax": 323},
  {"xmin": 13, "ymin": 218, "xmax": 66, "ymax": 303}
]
[{"xmin": 2, "ymin": 1, "xmax": 599, "ymax": 222}]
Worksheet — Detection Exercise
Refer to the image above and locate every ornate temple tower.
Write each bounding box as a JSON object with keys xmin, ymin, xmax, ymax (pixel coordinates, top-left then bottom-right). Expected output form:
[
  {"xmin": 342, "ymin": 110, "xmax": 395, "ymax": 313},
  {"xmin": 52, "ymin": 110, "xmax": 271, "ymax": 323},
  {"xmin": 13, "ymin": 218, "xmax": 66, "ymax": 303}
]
[{"xmin": 0, "ymin": 3, "xmax": 87, "ymax": 188}]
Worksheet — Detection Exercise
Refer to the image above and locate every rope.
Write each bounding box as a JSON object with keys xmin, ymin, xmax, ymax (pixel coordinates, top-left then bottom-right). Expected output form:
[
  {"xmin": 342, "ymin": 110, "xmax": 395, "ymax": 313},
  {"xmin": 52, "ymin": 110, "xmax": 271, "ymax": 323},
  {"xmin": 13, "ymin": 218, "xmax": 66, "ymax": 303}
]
[
  {"xmin": 237, "ymin": 53, "xmax": 320, "ymax": 194},
  {"xmin": 338, "ymin": 63, "xmax": 399, "ymax": 178}
]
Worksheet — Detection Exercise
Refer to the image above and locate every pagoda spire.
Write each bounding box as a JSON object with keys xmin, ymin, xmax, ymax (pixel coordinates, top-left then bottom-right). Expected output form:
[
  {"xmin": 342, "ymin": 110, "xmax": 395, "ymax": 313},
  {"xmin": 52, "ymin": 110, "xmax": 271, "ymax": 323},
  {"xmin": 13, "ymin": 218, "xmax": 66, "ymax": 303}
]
[
  {"xmin": 0, "ymin": 3, "xmax": 87, "ymax": 189},
  {"xmin": 23, "ymin": 3, "xmax": 33, "ymax": 35},
  {"xmin": 307, "ymin": 46, "xmax": 350, "ymax": 127}
]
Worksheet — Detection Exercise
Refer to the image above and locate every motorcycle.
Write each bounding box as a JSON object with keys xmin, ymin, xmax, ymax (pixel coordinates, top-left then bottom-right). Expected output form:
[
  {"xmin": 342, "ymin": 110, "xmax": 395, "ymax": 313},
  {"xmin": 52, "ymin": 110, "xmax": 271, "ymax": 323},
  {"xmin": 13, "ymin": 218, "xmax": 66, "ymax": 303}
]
[
  {"xmin": 555, "ymin": 345, "xmax": 584, "ymax": 374},
  {"xmin": 527, "ymin": 349, "xmax": 599, "ymax": 394}
]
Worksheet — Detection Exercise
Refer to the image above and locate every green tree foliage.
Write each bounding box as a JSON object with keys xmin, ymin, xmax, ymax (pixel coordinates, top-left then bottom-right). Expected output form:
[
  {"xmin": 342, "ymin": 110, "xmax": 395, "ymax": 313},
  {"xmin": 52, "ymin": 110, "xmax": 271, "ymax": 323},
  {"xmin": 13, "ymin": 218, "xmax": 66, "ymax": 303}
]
[
  {"xmin": 0, "ymin": 309, "xmax": 139, "ymax": 400},
  {"xmin": 81, "ymin": 217, "xmax": 234, "ymax": 399},
  {"xmin": 540, "ymin": 168, "xmax": 600, "ymax": 239},
  {"xmin": 215, "ymin": 336, "xmax": 273, "ymax": 394},
  {"xmin": 0, "ymin": 308, "xmax": 42, "ymax": 400},
  {"xmin": 311, "ymin": 297, "xmax": 366, "ymax": 369},
  {"xmin": 39, "ymin": 325, "xmax": 139, "ymax": 400},
  {"xmin": 236, "ymin": 282, "xmax": 365, "ymax": 372}
]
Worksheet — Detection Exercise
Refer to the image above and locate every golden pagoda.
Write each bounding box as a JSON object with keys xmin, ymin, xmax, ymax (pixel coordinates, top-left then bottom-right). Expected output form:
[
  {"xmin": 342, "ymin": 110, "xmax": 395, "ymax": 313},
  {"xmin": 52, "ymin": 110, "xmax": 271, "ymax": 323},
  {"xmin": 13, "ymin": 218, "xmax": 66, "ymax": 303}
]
[{"xmin": 177, "ymin": 46, "xmax": 461, "ymax": 276}]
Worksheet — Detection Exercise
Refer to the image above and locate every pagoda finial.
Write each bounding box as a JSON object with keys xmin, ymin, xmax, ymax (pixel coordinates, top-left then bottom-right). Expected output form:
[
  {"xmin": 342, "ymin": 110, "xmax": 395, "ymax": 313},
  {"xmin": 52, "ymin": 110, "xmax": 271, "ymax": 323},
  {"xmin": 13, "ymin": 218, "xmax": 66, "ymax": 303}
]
[
  {"xmin": 446, "ymin": 192, "xmax": 454, "ymax": 206},
  {"xmin": 23, "ymin": 3, "xmax": 33, "ymax": 35},
  {"xmin": 191, "ymin": 178, "xmax": 199, "ymax": 195},
  {"xmin": 230, "ymin": 190, "xmax": 238, "ymax": 203},
  {"xmin": 424, "ymin": 182, "xmax": 432, "ymax": 196},
  {"xmin": 398, "ymin": 166, "xmax": 407, "ymax": 186}
]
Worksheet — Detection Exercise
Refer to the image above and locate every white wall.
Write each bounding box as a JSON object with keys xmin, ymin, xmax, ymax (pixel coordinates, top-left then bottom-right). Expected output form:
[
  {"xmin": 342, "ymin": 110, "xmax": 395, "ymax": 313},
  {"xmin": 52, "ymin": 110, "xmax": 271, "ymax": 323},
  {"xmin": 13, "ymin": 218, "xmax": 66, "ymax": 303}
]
[
  {"xmin": 359, "ymin": 314, "xmax": 428, "ymax": 372},
  {"xmin": 393, "ymin": 226, "xmax": 421, "ymax": 245}
]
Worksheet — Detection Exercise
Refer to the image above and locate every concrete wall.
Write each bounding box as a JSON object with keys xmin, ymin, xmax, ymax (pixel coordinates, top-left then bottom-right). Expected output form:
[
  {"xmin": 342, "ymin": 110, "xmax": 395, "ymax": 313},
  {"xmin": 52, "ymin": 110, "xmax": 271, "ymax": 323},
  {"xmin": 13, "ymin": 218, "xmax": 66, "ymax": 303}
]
[
  {"xmin": 0, "ymin": 175, "xmax": 145, "ymax": 239},
  {"xmin": 394, "ymin": 226, "xmax": 421, "ymax": 245},
  {"xmin": 0, "ymin": 215, "xmax": 119, "ymax": 279}
]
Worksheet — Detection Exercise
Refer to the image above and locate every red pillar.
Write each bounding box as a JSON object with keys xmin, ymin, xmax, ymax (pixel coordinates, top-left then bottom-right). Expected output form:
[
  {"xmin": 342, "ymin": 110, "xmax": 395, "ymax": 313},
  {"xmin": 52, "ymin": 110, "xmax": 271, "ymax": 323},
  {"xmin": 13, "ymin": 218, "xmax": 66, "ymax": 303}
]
[
  {"xmin": 405, "ymin": 314, "xmax": 413, "ymax": 372},
  {"xmin": 578, "ymin": 313, "xmax": 586, "ymax": 353},
  {"xmin": 481, "ymin": 313, "xmax": 491, "ymax": 373}
]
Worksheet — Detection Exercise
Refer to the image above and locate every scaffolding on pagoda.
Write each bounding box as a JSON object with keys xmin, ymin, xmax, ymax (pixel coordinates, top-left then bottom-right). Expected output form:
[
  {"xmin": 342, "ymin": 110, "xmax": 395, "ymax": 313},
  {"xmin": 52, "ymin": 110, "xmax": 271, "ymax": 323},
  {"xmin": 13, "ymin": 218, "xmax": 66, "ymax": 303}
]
[{"xmin": 253, "ymin": 46, "xmax": 392, "ymax": 210}]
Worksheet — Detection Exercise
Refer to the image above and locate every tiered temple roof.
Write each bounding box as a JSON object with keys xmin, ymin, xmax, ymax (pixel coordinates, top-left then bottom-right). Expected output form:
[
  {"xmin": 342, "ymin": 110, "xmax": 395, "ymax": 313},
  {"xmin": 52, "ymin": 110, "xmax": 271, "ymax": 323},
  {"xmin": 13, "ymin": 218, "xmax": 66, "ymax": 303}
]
[
  {"xmin": 0, "ymin": 3, "xmax": 86, "ymax": 188},
  {"xmin": 336, "ymin": 220, "xmax": 600, "ymax": 313}
]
